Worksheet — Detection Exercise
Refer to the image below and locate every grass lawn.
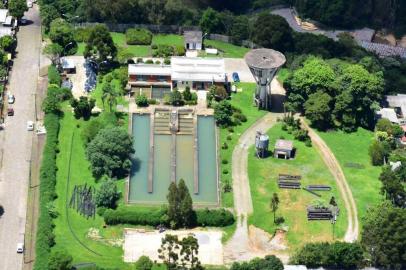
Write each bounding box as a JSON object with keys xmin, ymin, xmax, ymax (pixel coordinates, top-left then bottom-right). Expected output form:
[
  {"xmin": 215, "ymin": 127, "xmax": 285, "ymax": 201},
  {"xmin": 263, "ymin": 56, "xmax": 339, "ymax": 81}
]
[
  {"xmin": 76, "ymin": 42, "xmax": 86, "ymax": 56},
  {"xmin": 53, "ymin": 105, "xmax": 134, "ymax": 269},
  {"xmin": 152, "ymin": 34, "xmax": 184, "ymax": 47},
  {"xmin": 204, "ymin": 40, "xmax": 249, "ymax": 58},
  {"xmin": 248, "ymin": 123, "xmax": 347, "ymax": 251},
  {"xmin": 277, "ymin": 68, "xmax": 290, "ymax": 84},
  {"xmin": 91, "ymin": 73, "xmax": 129, "ymax": 110},
  {"xmin": 219, "ymin": 83, "xmax": 267, "ymax": 208},
  {"xmin": 316, "ymin": 128, "xmax": 384, "ymax": 226}
]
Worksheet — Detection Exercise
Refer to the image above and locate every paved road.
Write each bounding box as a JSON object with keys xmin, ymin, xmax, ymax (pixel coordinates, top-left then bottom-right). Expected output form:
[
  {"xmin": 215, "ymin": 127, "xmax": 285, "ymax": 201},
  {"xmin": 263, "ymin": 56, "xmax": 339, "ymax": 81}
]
[
  {"xmin": 301, "ymin": 120, "xmax": 359, "ymax": 242},
  {"xmin": 0, "ymin": 6, "xmax": 41, "ymax": 270}
]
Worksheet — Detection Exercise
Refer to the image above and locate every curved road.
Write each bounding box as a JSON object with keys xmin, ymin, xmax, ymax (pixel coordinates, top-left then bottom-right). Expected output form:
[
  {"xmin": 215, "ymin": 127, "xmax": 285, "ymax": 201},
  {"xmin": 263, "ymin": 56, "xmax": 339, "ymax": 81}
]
[{"xmin": 301, "ymin": 119, "xmax": 359, "ymax": 242}]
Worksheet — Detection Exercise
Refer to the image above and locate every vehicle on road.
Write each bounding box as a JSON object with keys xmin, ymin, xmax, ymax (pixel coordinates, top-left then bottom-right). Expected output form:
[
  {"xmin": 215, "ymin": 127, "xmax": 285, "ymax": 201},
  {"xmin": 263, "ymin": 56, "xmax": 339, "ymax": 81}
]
[
  {"xmin": 232, "ymin": 72, "xmax": 240, "ymax": 82},
  {"xmin": 16, "ymin": 243, "xmax": 24, "ymax": 253},
  {"xmin": 7, "ymin": 94, "xmax": 15, "ymax": 104},
  {"xmin": 7, "ymin": 108, "xmax": 14, "ymax": 116},
  {"xmin": 26, "ymin": 121, "xmax": 34, "ymax": 131}
]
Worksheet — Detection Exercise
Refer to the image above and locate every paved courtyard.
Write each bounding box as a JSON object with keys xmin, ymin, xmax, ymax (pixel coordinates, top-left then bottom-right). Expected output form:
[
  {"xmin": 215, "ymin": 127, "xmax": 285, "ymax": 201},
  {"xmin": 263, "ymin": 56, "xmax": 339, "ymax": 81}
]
[
  {"xmin": 123, "ymin": 229, "xmax": 224, "ymax": 265},
  {"xmin": 224, "ymin": 58, "xmax": 255, "ymax": 83}
]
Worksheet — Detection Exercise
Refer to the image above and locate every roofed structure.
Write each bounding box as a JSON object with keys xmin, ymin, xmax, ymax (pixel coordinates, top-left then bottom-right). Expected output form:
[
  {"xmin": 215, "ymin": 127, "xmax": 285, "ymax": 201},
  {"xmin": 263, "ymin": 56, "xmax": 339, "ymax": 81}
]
[
  {"xmin": 184, "ymin": 31, "xmax": 203, "ymax": 51},
  {"xmin": 171, "ymin": 57, "xmax": 225, "ymax": 82},
  {"xmin": 128, "ymin": 64, "xmax": 171, "ymax": 76},
  {"xmin": 0, "ymin": 9, "xmax": 8, "ymax": 23},
  {"xmin": 274, "ymin": 139, "xmax": 293, "ymax": 159}
]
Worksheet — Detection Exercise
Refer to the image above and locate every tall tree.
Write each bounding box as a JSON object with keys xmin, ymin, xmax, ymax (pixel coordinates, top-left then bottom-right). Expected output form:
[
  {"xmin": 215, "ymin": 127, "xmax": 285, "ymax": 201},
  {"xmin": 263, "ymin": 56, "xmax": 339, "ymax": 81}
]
[
  {"xmin": 304, "ymin": 91, "xmax": 333, "ymax": 130},
  {"xmin": 199, "ymin": 7, "xmax": 222, "ymax": 34},
  {"xmin": 158, "ymin": 234, "xmax": 181, "ymax": 270},
  {"xmin": 379, "ymin": 166, "xmax": 406, "ymax": 207},
  {"xmin": 101, "ymin": 82, "xmax": 119, "ymax": 112},
  {"xmin": 270, "ymin": 193, "xmax": 279, "ymax": 224},
  {"xmin": 362, "ymin": 203, "xmax": 406, "ymax": 269},
  {"xmin": 84, "ymin": 24, "xmax": 117, "ymax": 63},
  {"xmin": 252, "ymin": 13, "xmax": 293, "ymax": 52},
  {"xmin": 49, "ymin": 18, "xmax": 77, "ymax": 55},
  {"xmin": 178, "ymin": 179, "xmax": 194, "ymax": 228},
  {"xmin": 95, "ymin": 178, "xmax": 120, "ymax": 209},
  {"xmin": 180, "ymin": 236, "xmax": 203, "ymax": 270},
  {"xmin": 86, "ymin": 127, "xmax": 134, "ymax": 178},
  {"xmin": 40, "ymin": 4, "xmax": 60, "ymax": 32},
  {"xmin": 8, "ymin": 0, "xmax": 28, "ymax": 20},
  {"xmin": 43, "ymin": 43, "xmax": 63, "ymax": 66},
  {"xmin": 167, "ymin": 182, "xmax": 180, "ymax": 229}
]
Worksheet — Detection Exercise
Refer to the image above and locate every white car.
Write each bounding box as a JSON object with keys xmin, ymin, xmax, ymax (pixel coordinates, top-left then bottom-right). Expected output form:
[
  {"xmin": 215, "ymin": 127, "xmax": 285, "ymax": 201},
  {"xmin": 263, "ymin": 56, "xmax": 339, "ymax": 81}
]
[
  {"xmin": 7, "ymin": 94, "xmax": 15, "ymax": 104},
  {"xmin": 27, "ymin": 121, "xmax": 34, "ymax": 131},
  {"xmin": 16, "ymin": 243, "xmax": 24, "ymax": 253}
]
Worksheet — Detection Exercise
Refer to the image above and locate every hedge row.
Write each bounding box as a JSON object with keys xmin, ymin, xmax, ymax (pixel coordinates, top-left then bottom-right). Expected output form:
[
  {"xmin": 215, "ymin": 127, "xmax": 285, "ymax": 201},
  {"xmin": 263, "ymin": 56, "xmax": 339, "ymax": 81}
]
[
  {"xmin": 104, "ymin": 207, "xmax": 166, "ymax": 226},
  {"xmin": 103, "ymin": 207, "xmax": 234, "ymax": 228},
  {"xmin": 34, "ymin": 113, "xmax": 60, "ymax": 270},
  {"xmin": 48, "ymin": 65, "xmax": 61, "ymax": 86},
  {"xmin": 125, "ymin": 28, "xmax": 152, "ymax": 45}
]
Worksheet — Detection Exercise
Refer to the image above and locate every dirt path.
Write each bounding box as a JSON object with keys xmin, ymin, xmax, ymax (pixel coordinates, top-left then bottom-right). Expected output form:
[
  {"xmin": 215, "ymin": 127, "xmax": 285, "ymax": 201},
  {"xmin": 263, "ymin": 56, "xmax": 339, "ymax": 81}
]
[
  {"xmin": 301, "ymin": 119, "xmax": 359, "ymax": 242},
  {"xmin": 224, "ymin": 112, "xmax": 284, "ymax": 263}
]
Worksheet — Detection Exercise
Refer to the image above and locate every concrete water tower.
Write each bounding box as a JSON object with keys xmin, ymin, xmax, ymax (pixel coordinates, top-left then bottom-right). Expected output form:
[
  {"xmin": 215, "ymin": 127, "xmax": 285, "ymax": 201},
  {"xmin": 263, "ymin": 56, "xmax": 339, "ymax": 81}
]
[{"xmin": 245, "ymin": 48, "xmax": 286, "ymax": 110}]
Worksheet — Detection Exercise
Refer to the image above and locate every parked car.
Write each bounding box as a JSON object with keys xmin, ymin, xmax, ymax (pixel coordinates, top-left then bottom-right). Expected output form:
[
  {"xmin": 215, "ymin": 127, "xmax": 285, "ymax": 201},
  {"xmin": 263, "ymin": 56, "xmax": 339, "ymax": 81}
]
[
  {"xmin": 7, "ymin": 108, "xmax": 14, "ymax": 116},
  {"xmin": 27, "ymin": 121, "xmax": 34, "ymax": 131},
  {"xmin": 7, "ymin": 94, "xmax": 14, "ymax": 104},
  {"xmin": 16, "ymin": 243, "xmax": 24, "ymax": 253},
  {"xmin": 232, "ymin": 72, "xmax": 240, "ymax": 83}
]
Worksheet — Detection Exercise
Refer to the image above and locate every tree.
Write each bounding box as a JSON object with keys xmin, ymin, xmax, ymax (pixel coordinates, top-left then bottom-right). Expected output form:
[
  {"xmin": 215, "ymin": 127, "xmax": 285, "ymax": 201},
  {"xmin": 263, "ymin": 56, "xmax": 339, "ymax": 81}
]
[
  {"xmin": 101, "ymin": 82, "xmax": 119, "ymax": 111},
  {"xmin": 180, "ymin": 236, "xmax": 203, "ymax": 270},
  {"xmin": 270, "ymin": 193, "xmax": 279, "ymax": 224},
  {"xmin": 70, "ymin": 96, "xmax": 95, "ymax": 120},
  {"xmin": 182, "ymin": 86, "xmax": 192, "ymax": 101},
  {"xmin": 362, "ymin": 203, "xmax": 406, "ymax": 269},
  {"xmin": 304, "ymin": 91, "xmax": 333, "ymax": 130},
  {"xmin": 252, "ymin": 13, "xmax": 293, "ymax": 52},
  {"xmin": 48, "ymin": 250, "xmax": 73, "ymax": 270},
  {"xmin": 291, "ymin": 242, "xmax": 363, "ymax": 269},
  {"xmin": 379, "ymin": 166, "xmax": 406, "ymax": 207},
  {"xmin": 199, "ymin": 7, "xmax": 222, "ymax": 34},
  {"xmin": 43, "ymin": 44, "xmax": 63, "ymax": 66},
  {"xmin": 231, "ymin": 255, "xmax": 283, "ymax": 270},
  {"xmin": 84, "ymin": 24, "xmax": 117, "ymax": 63},
  {"xmin": 166, "ymin": 179, "xmax": 195, "ymax": 228},
  {"xmin": 135, "ymin": 255, "xmax": 153, "ymax": 270},
  {"xmin": 86, "ymin": 127, "xmax": 134, "ymax": 178},
  {"xmin": 49, "ymin": 18, "xmax": 77, "ymax": 54},
  {"xmin": 8, "ymin": 0, "xmax": 28, "ymax": 20},
  {"xmin": 214, "ymin": 100, "xmax": 233, "ymax": 127},
  {"xmin": 95, "ymin": 178, "xmax": 120, "ymax": 209},
  {"xmin": 40, "ymin": 4, "xmax": 60, "ymax": 32},
  {"xmin": 158, "ymin": 234, "xmax": 181, "ymax": 270},
  {"xmin": 369, "ymin": 140, "xmax": 390, "ymax": 166},
  {"xmin": 81, "ymin": 119, "xmax": 103, "ymax": 145},
  {"xmin": 178, "ymin": 179, "xmax": 194, "ymax": 228},
  {"xmin": 170, "ymin": 89, "xmax": 183, "ymax": 106},
  {"xmin": 136, "ymin": 94, "xmax": 149, "ymax": 107},
  {"xmin": 230, "ymin": 15, "xmax": 250, "ymax": 45},
  {"xmin": 209, "ymin": 85, "xmax": 228, "ymax": 101},
  {"xmin": 0, "ymin": 35, "xmax": 16, "ymax": 53},
  {"xmin": 42, "ymin": 92, "xmax": 62, "ymax": 114}
]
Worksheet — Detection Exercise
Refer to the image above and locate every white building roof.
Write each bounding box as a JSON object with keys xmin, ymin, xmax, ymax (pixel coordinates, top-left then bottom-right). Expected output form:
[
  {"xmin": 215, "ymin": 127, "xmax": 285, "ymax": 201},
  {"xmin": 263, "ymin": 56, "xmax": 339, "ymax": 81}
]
[
  {"xmin": 3, "ymin": 16, "xmax": 12, "ymax": 26},
  {"xmin": 128, "ymin": 64, "xmax": 171, "ymax": 76},
  {"xmin": 0, "ymin": 26, "xmax": 12, "ymax": 37},
  {"xmin": 377, "ymin": 108, "xmax": 399, "ymax": 123},
  {"xmin": 171, "ymin": 57, "xmax": 226, "ymax": 82},
  {"xmin": 61, "ymin": 57, "xmax": 75, "ymax": 69},
  {"xmin": 0, "ymin": 9, "xmax": 8, "ymax": 23}
]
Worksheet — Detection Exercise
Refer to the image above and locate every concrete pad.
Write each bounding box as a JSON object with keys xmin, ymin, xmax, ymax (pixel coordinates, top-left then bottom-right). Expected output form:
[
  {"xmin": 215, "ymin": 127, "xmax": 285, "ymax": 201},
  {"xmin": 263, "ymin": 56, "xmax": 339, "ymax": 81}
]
[
  {"xmin": 123, "ymin": 228, "xmax": 224, "ymax": 265},
  {"xmin": 224, "ymin": 58, "xmax": 255, "ymax": 83},
  {"xmin": 64, "ymin": 56, "xmax": 87, "ymax": 98}
]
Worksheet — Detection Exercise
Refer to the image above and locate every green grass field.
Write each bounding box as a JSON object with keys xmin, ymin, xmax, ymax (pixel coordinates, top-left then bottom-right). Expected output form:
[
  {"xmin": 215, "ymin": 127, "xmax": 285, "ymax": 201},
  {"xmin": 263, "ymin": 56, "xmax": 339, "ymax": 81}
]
[
  {"xmin": 204, "ymin": 40, "xmax": 249, "ymax": 58},
  {"xmin": 152, "ymin": 34, "xmax": 184, "ymax": 47},
  {"xmin": 53, "ymin": 106, "xmax": 133, "ymax": 269},
  {"xmin": 316, "ymin": 128, "xmax": 384, "ymax": 225},
  {"xmin": 219, "ymin": 83, "xmax": 267, "ymax": 207},
  {"xmin": 247, "ymin": 123, "xmax": 347, "ymax": 251}
]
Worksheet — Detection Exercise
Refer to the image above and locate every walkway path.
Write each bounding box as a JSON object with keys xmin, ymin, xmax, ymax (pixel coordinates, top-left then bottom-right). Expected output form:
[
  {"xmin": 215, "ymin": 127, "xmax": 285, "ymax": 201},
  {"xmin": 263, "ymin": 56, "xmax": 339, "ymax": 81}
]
[
  {"xmin": 301, "ymin": 120, "xmax": 359, "ymax": 242},
  {"xmin": 224, "ymin": 112, "xmax": 281, "ymax": 262}
]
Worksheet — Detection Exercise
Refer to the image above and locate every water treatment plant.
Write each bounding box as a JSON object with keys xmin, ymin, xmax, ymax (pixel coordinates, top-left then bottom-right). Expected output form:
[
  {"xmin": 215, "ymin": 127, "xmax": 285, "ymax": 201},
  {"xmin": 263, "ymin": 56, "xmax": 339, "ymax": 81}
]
[{"xmin": 128, "ymin": 108, "xmax": 219, "ymax": 206}]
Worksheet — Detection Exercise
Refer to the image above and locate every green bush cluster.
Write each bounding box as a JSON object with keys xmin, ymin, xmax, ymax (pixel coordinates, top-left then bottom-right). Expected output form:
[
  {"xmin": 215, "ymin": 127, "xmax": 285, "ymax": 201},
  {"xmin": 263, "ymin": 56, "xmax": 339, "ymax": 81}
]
[
  {"xmin": 125, "ymin": 28, "xmax": 152, "ymax": 45},
  {"xmin": 290, "ymin": 242, "xmax": 364, "ymax": 269},
  {"xmin": 152, "ymin": 44, "xmax": 185, "ymax": 57},
  {"xmin": 34, "ymin": 112, "xmax": 60, "ymax": 270},
  {"xmin": 103, "ymin": 207, "xmax": 167, "ymax": 226},
  {"xmin": 103, "ymin": 207, "xmax": 234, "ymax": 228},
  {"xmin": 48, "ymin": 65, "xmax": 61, "ymax": 86}
]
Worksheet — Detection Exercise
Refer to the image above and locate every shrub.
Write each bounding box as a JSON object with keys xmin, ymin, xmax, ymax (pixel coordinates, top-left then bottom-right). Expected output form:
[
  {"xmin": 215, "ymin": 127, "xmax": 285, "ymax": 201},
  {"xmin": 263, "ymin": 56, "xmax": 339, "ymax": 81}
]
[
  {"xmin": 227, "ymin": 127, "xmax": 234, "ymax": 133},
  {"xmin": 48, "ymin": 65, "xmax": 61, "ymax": 86},
  {"xmin": 164, "ymin": 58, "xmax": 171, "ymax": 65},
  {"xmin": 137, "ymin": 57, "xmax": 143, "ymax": 63},
  {"xmin": 233, "ymin": 112, "xmax": 247, "ymax": 123},
  {"xmin": 34, "ymin": 113, "xmax": 60, "ymax": 270},
  {"xmin": 95, "ymin": 178, "xmax": 120, "ymax": 209},
  {"xmin": 195, "ymin": 208, "xmax": 234, "ymax": 227},
  {"xmin": 293, "ymin": 129, "xmax": 309, "ymax": 141},
  {"xmin": 175, "ymin": 45, "xmax": 185, "ymax": 56},
  {"xmin": 145, "ymin": 59, "xmax": 154, "ymax": 64},
  {"xmin": 148, "ymin": 99, "xmax": 157, "ymax": 105},
  {"xmin": 223, "ymin": 169, "xmax": 229, "ymax": 174},
  {"xmin": 222, "ymin": 159, "xmax": 228, "ymax": 164},
  {"xmin": 135, "ymin": 256, "xmax": 153, "ymax": 270},
  {"xmin": 305, "ymin": 139, "xmax": 312, "ymax": 147},
  {"xmin": 222, "ymin": 142, "xmax": 228, "ymax": 149},
  {"xmin": 227, "ymin": 135, "xmax": 232, "ymax": 140},
  {"xmin": 151, "ymin": 44, "xmax": 158, "ymax": 50},
  {"xmin": 136, "ymin": 94, "xmax": 149, "ymax": 107},
  {"xmin": 103, "ymin": 207, "xmax": 166, "ymax": 226},
  {"xmin": 154, "ymin": 45, "xmax": 174, "ymax": 57},
  {"xmin": 223, "ymin": 180, "xmax": 232, "ymax": 193},
  {"xmin": 125, "ymin": 28, "xmax": 152, "ymax": 45},
  {"xmin": 155, "ymin": 60, "xmax": 161, "ymax": 65}
]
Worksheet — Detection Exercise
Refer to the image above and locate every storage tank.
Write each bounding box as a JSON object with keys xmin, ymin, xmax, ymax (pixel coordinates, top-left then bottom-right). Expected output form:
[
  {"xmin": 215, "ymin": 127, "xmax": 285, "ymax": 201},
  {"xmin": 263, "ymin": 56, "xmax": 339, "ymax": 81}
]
[{"xmin": 255, "ymin": 132, "xmax": 269, "ymax": 158}]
